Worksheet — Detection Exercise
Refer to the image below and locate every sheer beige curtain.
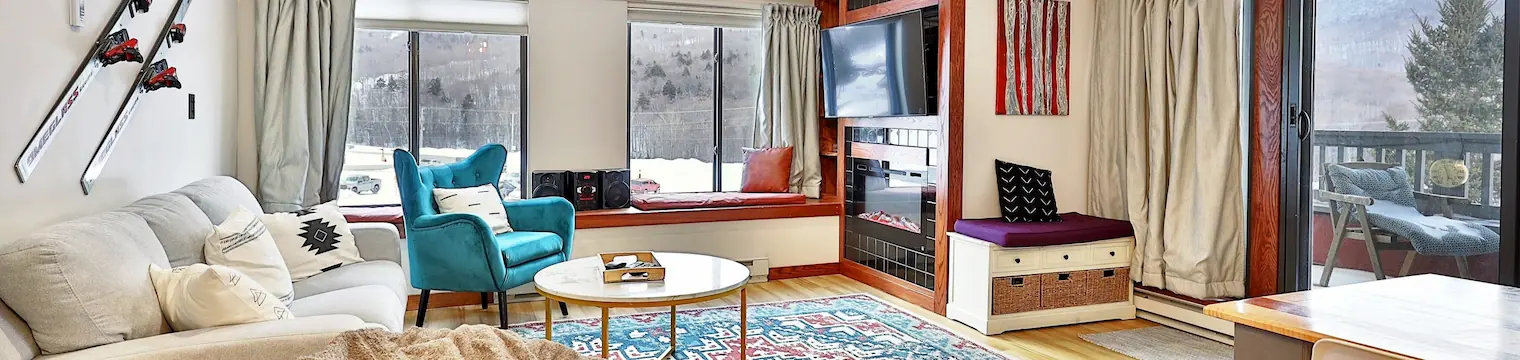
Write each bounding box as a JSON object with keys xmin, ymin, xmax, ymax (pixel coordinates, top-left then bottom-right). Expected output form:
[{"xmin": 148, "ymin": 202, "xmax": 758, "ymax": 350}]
[
  {"xmin": 1087, "ymin": 0, "xmax": 1244, "ymax": 299},
  {"xmin": 755, "ymin": 4, "xmax": 822, "ymax": 197}
]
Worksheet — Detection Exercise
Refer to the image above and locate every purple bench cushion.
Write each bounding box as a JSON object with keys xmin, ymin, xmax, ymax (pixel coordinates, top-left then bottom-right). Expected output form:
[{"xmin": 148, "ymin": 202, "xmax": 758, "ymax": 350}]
[{"xmin": 956, "ymin": 213, "xmax": 1135, "ymax": 248}]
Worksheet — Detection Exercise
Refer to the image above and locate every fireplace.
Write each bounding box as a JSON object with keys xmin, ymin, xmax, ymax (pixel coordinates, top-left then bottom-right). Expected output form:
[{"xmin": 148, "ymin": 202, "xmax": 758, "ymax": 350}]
[{"xmin": 844, "ymin": 127, "xmax": 938, "ymax": 290}]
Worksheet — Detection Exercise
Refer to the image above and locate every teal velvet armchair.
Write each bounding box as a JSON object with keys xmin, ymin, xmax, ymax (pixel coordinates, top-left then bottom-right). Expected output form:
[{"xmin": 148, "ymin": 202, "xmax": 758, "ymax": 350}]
[{"xmin": 393, "ymin": 144, "xmax": 574, "ymax": 328}]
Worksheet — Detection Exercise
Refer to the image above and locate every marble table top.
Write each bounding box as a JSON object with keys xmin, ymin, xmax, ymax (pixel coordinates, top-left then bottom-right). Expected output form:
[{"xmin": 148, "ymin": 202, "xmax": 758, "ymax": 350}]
[{"xmin": 534, "ymin": 252, "xmax": 750, "ymax": 304}]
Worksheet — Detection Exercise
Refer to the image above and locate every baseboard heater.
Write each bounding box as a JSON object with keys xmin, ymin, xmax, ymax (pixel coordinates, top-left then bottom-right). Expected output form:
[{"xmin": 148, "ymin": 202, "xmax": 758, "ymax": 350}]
[{"xmin": 1133, "ymin": 287, "xmax": 1235, "ymax": 345}]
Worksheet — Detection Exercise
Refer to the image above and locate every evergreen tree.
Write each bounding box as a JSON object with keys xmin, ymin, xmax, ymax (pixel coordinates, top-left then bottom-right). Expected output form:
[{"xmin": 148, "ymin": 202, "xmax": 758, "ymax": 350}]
[
  {"xmin": 1401, "ymin": 0, "xmax": 1504, "ymax": 133},
  {"xmin": 426, "ymin": 78, "xmax": 445, "ymax": 98},
  {"xmin": 645, "ymin": 64, "xmax": 666, "ymax": 79}
]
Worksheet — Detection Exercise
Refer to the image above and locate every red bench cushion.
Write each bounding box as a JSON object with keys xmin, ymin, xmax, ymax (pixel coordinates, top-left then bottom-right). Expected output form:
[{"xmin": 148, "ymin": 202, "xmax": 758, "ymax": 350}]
[
  {"xmin": 340, "ymin": 206, "xmax": 406, "ymax": 237},
  {"xmin": 633, "ymin": 192, "xmax": 807, "ymax": 211},
  {"xmin": 955, "ymin": 213, "xmax": 1134, "ymax": 248}
]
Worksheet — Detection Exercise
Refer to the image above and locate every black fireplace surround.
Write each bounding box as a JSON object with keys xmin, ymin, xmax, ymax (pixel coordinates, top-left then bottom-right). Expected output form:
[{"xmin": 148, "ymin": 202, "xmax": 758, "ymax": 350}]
[{"xmin": 844, "ymin": 126, "xmax": 938, "ymax": 290}]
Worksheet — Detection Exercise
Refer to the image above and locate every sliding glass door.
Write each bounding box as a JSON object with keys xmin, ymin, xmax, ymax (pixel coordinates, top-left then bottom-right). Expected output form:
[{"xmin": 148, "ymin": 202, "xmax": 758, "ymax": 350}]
[{"xmin": 1282, "ymin": 0, "xmax": 1519, "ymax": 290}]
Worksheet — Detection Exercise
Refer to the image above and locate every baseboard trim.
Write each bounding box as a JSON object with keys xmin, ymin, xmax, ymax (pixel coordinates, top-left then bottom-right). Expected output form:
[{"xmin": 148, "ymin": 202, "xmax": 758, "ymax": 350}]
[
  {"xmin": 1133, "ymin": 292, "xmax": 1236, "ymax": 339},
  {"xmin": 407, "ymin": 291, "xmax": 488, "ymax": 311},
  {"xmin": 768, "ymin": 262, "xmax": 841, "ymax": 280}
]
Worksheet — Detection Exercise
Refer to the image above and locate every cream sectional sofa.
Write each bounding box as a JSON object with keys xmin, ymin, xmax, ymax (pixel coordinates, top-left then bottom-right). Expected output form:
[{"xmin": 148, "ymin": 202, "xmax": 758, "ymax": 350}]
[{"xmin": 0, "ymin": 177, "xmax": 406, "ymax": 360}]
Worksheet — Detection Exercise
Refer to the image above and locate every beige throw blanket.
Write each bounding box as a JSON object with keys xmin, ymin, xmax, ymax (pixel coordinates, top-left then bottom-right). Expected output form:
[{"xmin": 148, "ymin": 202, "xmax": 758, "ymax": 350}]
[{"xmin": 301, "ymin": 325, "xmax": 596, "ymax": 360}]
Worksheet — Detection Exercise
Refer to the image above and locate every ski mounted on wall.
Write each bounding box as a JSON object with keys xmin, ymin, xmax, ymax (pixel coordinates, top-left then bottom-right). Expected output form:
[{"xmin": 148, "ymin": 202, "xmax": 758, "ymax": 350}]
[
  {"xmin": 13, "ymin": 0, "xmax": 153, "ymax": 183},
  {"xmin": 81, "ymin": 0, "xmax": 192, "ymax": 195}
]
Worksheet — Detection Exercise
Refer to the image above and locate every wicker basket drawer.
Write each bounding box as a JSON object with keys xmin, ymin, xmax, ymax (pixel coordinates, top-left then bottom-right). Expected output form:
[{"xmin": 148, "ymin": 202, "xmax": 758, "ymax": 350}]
[
  {"xmin": 1086, "ymin": 267, "xmax": 1130, "ymax": 304},
  {"xmin": 991, "ymin": 275, "xmax": 1042, "ymax": 315},
  {"xmin": 1039, "ymin": 271, "xmax": 1090, "ymax": 309}
]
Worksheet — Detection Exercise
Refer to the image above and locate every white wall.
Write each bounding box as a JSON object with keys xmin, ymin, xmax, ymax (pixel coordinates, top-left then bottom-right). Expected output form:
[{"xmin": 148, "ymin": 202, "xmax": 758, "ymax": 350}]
[
  {"xmin": 961, "ymin": 0, "xmax": 1094, "ymax": 219},
  {"xmin": 0, "ymin": 0, "xmax": 238, "ymax": 236}
]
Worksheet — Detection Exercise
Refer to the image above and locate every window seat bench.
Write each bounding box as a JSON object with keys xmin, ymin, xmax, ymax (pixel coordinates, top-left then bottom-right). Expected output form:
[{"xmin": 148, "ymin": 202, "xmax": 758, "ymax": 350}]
[{"xmin": 342, "ymin": 195, "xmax": 841, "ymax": 233}]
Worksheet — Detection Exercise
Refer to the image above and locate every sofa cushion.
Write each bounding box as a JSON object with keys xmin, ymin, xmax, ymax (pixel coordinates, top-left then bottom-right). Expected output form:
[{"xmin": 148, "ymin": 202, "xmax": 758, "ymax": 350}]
[
  {"xmin": 955, "ymin": 213, "xmax": 1135, "ymax": 248},
  {"xmin": 120, "ymin": 193, "xmax": 215, "ymax": 267},
  {"xmin": 173, "ymin": 176, "xmax": 263, "ymax": 224},
  {"xmin": 35, "ymin": 315, "xmax": 370, "ymax": 360},
  {"xmin": 995, "ymin": 160, "xmax": 1061, "ymax": 222},
  {"xmin": 261, "ymin": 203, "xmax": 365, "ymax": 281},
  {"xmin": 0, "ymin": 300, "xmax": 37, "ymax": 360},
  {"xmin": 288, "ymin": 285, "xmax": 403, "ymax": 332},
  {"xmin": 632, "ymin": 192, "xmax": 807, "ymax": 211},
  {"xmin": 291, "ymin": 260, "xmax": 406, "ymax": 302},
  {"xmin": 149, "ymin": 264, "xmax": 295, "ymax": 332},
  {"xmin": 0, "ymin": 212, "xmax": 172, "ymax": 354},
  {"xmin": 495, "ymin": 232, "xmax": 563, "ymax": 267},
  {"xmin": 740, "ymin": 147, "xmax": 794, "ymax": 193}
]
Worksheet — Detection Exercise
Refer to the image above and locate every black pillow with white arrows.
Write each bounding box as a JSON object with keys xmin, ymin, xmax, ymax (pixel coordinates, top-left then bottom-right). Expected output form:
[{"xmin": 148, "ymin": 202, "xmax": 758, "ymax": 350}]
[{"xmin": 995, "ymin": 160, "xmax": 1061, "ymax": 222}]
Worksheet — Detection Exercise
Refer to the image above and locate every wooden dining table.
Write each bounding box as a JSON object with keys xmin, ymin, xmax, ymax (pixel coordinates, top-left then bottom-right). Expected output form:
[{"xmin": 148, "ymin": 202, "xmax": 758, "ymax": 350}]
[{"xmin": 1204, "ymin": 274, "xmax": 1520, "ymax": 360}]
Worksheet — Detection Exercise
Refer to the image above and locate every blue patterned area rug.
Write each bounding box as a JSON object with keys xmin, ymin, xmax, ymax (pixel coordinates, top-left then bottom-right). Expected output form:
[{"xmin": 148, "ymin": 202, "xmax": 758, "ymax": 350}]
[{"xmin": 508, "ymin": 294, "xmax": 1010, "ymax": 360}]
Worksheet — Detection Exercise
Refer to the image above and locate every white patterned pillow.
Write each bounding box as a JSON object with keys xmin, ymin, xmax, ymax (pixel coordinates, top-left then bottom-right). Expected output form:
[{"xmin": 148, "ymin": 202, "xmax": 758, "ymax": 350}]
[
  {"xmin": 205, "ymin": 207, "xmax": 294, "ymax": 304},
  {"xmin": 260, "ymin": 202, "xmax": 364, "ymax": 280},
  {"xmin": 434, "ymin": 184, "xmax": 513, "ymax": 234},
  {"xmin": 148, "ymin": 263, "xmax": 294, "ymax": 332}
]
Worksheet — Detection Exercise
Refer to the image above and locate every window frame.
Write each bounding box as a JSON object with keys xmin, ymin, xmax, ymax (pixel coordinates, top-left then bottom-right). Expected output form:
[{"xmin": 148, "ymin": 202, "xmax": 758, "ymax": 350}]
[
  {"xmin": 346, "ymin": 27, "xmax": 531, "ymax": 205},
  {"xmin": 625, "ymin": 22, "xmax": 758, "ymax": 193}
]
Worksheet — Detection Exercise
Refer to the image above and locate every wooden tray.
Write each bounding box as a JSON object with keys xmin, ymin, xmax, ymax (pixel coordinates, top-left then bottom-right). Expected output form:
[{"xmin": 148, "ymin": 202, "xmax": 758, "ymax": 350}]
[{"xmin": 599, "ymin": 251, "xmax": 666, "ymax": 283}]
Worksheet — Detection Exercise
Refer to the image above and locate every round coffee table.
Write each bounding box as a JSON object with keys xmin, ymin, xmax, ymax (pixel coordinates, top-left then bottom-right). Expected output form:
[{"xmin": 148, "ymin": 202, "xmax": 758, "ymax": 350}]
[{"xmin": 534, "ymin": 252, "xmax": 751, "ymax": 359}]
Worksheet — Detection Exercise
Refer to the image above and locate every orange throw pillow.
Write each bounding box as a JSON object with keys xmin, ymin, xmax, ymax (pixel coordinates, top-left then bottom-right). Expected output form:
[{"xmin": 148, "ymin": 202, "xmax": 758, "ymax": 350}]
[{"xmin": 740, "ymin": 147, "xmax": 794, "ymax": 193}]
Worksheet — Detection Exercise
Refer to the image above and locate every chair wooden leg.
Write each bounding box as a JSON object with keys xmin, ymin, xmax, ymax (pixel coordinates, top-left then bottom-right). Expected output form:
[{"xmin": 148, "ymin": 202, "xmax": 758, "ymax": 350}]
[
  {"xmin": 1456, "ymin": 256, "xmax": 1472, "ymax": 279},
  {"xmin": 415, "ymin": 290, "xmax": 431, "ymax": 327},
  {"xmin": 560, "ymin": 301, "xmax": 569, "ymax": 316},
  {"xmin": 1355, "ymin": 208, "xmax": 1386, "ymax": 280},
  {"xmin": 481, "ymin": 292, "xmax": 491, "ymax": 309},
  {"xmin": 1318, "ymin": 209, "xmax": 1352, "ymax": 287},
  {"xmin": 498, "ymin": 291, "xmax": 510, "ymax": 329},
  {"xmin": 1399, "ymin": 251, "xmax": 1417, "ymax": 277}
]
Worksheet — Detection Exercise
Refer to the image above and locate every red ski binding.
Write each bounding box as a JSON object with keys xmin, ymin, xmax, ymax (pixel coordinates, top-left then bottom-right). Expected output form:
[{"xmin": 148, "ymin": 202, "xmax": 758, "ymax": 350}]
[
  {"xmin": 144, "ymin": 65, "xmax": 180, "ymax": 91},
  {"xmin": 168, "ymin": 24, "xmax": 187, "ymax": 43},
  {"xmin": 99, "ymin": 30, "xmax": 143, "ymax": 65}
]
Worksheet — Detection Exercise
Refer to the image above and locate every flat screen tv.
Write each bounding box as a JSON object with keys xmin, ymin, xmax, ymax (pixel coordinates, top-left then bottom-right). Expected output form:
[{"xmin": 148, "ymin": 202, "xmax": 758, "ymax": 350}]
[{"xmin": 821, "ymin": 11, "xmax": 930, "ymax": 118}]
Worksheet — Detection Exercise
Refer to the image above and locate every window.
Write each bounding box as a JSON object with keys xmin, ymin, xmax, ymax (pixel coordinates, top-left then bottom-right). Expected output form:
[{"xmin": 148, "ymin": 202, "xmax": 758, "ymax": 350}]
[
  {"xmin": 628, "ymin": 23, "xmax": 764, "ymax": 193},
  {"xmin": 340, "ymin": 29, "xmax": 528, "ymax": 206}
]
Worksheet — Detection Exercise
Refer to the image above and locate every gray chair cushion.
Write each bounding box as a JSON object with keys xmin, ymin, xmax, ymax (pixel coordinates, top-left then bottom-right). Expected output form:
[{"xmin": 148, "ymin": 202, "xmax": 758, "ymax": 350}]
[
  {"xmin": 1327, "ymin": 164, "xmax": 1417, "ymax": 207},
  {"xmin": 291, "ymin": 260, "xmax": 406, "ymax": 302},
  {"xmin": 287, "ymin": 285, "xmax": 403, "ymax": 332},
  {"xmin": 119, "ymin": 193, "xmax": 215, "ymax": 267},
  {"xmin": 0, "ymin": 212, "xmax": 172, "ymax": 354},
  {"xmin": 173, "ymin": 176, "xmax": 262, "ymax": 224},
  {"xmin": 1366, "ymin": 202, "xmax": 1500, "ymax": 256}
]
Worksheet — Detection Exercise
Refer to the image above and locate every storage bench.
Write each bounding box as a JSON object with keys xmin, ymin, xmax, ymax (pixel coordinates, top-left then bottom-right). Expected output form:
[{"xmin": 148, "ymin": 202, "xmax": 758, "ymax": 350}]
[{"xmin": 947, "ymin": 214, "xmax": 1137, "ymax": 335}]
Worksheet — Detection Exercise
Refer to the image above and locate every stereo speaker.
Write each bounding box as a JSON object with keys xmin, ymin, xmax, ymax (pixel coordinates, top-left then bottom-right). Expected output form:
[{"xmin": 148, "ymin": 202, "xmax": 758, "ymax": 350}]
[
  {"xmin": 598, "ymin": 168, "xmax": 631, "ymax": 209},
  {"xmin": 570, "ymin": 171, "xmax": 602, "ymax": 211},
  {"xmin": 530, "ymin": 170, "xmax": 570, "ymax": 200}
]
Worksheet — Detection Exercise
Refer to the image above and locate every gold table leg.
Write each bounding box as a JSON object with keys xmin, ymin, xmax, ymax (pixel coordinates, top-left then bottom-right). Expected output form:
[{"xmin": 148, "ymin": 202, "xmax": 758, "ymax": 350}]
[
  {"xmin": 601, "ymin": 307, "xmax": 611, "ymax": 358},
  {"xmin": 669, "ymin": 305, "xmax": 678, "ymax": 358},
  {"xmin": 739, "ymin": 286, "xmax": 748, "ymax": 360},
  {"xmin": 544, "ymin": 298, "xmax": 554, "ymax": 341}
]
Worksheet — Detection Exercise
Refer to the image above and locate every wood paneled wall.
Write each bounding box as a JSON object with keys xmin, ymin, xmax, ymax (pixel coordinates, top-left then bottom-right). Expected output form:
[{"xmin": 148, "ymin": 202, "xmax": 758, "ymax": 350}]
[{"xmin": 1248, "ymin": 0, "xmax": 1287, "ymax": 298}]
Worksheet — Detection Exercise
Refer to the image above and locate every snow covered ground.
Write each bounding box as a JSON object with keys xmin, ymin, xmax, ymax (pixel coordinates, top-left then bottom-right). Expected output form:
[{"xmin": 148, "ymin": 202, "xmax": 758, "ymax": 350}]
[{"xmin": 336, "ymin": 145, "xmax": 748, "ymax": 206}]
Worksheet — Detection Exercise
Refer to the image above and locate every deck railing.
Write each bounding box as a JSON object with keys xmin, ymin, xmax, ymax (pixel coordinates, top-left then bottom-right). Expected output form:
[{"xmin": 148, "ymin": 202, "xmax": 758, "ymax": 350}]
[{"xmin": 1312, "ymin": 130, "xmax": 1502, "ymax": 220}]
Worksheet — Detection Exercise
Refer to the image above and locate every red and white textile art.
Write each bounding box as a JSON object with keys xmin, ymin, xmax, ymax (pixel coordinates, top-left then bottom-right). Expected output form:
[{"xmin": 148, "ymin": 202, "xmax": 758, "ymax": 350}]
[{"xmin": 996, "ymin": 0, "xmax": 1071, "ymax": 116}]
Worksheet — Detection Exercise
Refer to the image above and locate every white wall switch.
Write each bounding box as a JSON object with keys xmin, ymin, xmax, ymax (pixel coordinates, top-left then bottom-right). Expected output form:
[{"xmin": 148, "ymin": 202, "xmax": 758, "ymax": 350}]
[{"xmin": 70, "ymin": 0, "xmax": 86, "ymax": 31}]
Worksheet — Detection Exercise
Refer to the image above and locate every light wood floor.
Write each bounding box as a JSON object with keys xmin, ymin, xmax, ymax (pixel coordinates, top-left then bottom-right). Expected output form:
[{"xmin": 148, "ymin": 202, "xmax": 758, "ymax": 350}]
[{"xmin": 406, "ymin": 274, "xmax": 1159, "ymax": 359}]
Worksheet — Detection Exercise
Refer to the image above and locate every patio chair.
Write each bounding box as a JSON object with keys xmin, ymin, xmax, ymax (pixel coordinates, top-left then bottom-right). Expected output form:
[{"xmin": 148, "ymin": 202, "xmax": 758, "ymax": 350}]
[{"xmin": 1317, "ymin": 162, "xmax": 1499, "ymax": 287}]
